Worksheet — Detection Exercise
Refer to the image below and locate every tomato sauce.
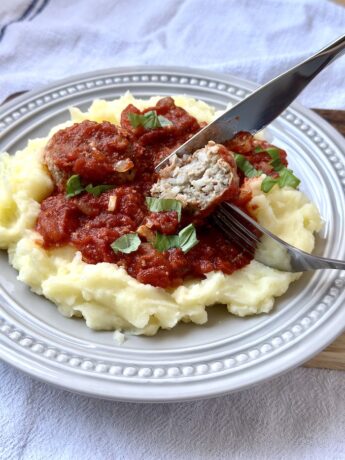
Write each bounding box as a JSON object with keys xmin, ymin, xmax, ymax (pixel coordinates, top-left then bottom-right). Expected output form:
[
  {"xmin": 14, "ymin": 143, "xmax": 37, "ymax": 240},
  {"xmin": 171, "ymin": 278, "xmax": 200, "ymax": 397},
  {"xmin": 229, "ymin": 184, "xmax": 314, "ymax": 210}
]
[
  {"xmin": 225, "ymin": 132, "xmax": 288, "ymax": 177},
  {"xmin": 36, "ymin": 97, "xmax": 285, "ymax": 288}
]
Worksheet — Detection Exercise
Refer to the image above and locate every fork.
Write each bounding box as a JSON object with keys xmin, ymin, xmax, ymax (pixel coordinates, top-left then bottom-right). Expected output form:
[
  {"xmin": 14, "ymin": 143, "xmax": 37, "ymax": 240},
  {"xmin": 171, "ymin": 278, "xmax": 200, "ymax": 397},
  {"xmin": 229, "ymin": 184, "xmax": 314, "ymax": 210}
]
[{"xmin": 213, "ymin": 203, "xmax": 345, "ymax": 272}]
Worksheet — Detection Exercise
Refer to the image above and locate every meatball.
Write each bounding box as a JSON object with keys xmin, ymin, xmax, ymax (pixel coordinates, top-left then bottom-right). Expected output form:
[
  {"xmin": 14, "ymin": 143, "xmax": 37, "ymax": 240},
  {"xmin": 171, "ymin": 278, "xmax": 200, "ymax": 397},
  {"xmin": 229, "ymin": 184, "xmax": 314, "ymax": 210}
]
[
  {"xmin": 44, "ymin": 120, "xmax": 141, "ymax": 191},
  {"xmin": 36, "ymin": 195, "xmax": 80, "ymax": 246},
  {"xmin": 150, "ymin": 141, "xmax": 239, "ymax": 216}
]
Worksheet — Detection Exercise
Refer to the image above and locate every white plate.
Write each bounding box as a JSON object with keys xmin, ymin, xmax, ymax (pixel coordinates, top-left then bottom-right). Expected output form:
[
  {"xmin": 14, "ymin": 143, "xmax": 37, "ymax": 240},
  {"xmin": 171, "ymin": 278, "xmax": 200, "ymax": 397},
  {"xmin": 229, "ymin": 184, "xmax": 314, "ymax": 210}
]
[{"xmin": 0, "ymin": 67, "xmax": 344, "ymax": 402}]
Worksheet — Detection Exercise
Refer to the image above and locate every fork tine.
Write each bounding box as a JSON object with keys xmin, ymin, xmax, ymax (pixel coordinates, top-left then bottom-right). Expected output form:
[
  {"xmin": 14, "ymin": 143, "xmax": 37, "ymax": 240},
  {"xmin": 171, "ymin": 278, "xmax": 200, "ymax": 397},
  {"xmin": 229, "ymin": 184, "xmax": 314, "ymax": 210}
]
[
  {"xmin": 213, "ymin": 212, "xmax": 257, "ymax": 252},
  {"xmin": 213, "ymin": 214, "xmax": 256, "ymax": 257},
  {"xmin": 218, "ymin": 205, "xmax": 261, "ymax": 245},
  {"xmin": 216, "ymin": 207, "xmax": 257, "ymax": 247},
  {"xmin": 215, "ymin": 202, "xmax": 345, "ymax": 273},
  {"xmin": 211, "ymin": 213, "xmax": 251, "ymax": 246}
]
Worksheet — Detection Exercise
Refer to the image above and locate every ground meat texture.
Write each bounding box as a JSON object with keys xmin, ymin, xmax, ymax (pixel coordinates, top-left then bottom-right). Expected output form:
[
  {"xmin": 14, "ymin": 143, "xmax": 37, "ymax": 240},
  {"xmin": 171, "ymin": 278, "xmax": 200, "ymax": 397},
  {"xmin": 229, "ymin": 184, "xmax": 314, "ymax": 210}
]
[
  {"xmin": 44, "ymin": 120, "xmax": 140, "ymax": 191},
  {"xmin": 150, "ymin": 141, "xmax": 239, "ymax": 217}
]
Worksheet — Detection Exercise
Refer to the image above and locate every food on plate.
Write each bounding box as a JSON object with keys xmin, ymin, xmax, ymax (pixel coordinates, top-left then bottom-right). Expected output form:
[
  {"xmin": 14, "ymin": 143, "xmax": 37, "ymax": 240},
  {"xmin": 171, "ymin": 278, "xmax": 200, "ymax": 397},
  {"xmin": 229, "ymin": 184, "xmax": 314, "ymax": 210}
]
[
  {"xmin": 0, "ymin": 93, "xmax": 322, "ymax": 336},
  {"xmin": 44, "ymin": 121, "xmax": 137, "ymax": 190},
  {"xmin": 151, "ymin": 141, "xmax": 239, "ymax": 216}
]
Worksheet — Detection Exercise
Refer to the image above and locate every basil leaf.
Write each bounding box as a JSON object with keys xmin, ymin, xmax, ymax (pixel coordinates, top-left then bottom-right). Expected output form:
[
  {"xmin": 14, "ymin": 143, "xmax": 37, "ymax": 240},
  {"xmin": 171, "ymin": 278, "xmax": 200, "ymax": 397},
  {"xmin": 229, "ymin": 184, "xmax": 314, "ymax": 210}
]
[
  {"xmin": 178, "ymin": 223, "xmax": 199, "ymax": 253},
  {"xmin": 128, "ymin": 110, "xmax": 173, "ymax": 129},
  {"xmin": 267, "ymin": 149, "xmax": 284, "ymax": 172},
  {"xmin": 85, "ymin": 184, "xmax": 113, "ymax": 197},
  {"xmin": 66, "ymin": 175, "xmax": 114, "ymax": 198},
  {"xmin": 153, "ymin": 233, "xmax": 180, "ymax": 252},
  {"xmin": 256, "ymin": 146, "xmax": 301, "ymax": 193},
  {"xmin": 261, "ymin": 168, "xmax": 301, "ymax": 193},
  {"xmin": 278, "ymin": 168, "xmax": 301, "ymax": 189},
  {"xmin": 66, "ymin": 175, "xmax": 84, "ymax": 198},
  {"xmin": 127, "ymin": 112, "xmax": 147, "ymax": 128},
  {"xmin": 255, "ymin": 147, "xmax": 284, "ymax": 171},
  {"xmin": 153, "ymin": 224, "xmax": 199, "ymax": 253},
  {"xmin": 261, "ymin": 176, "xmax": 278, "ymax": 193},
  {"xmin": 235, "ymin": 154, "xmax": 262, "ymax": 178},
  {"xmin": 157, "ymin": 115, "xmax": 173, "ymax": 127},
  {"xmin": 146, "ymin": 197, "xmax": 182, "ymax": 221},
  {"xmin": 111, "ymin": 233, "xmax": 141, "ymax": 254},
  {"xmin": 255, "ymin": 147, "xmax": 280, "ymax": 156}
]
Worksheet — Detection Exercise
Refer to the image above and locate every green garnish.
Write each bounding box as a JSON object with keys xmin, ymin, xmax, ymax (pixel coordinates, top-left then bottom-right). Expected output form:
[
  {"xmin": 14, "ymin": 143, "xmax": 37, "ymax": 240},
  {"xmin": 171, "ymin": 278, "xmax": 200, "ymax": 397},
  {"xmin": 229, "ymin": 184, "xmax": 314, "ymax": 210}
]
[
  {"xmin": 153, "ymin": 233, "xmax": 180, "ymax": 252},
  {"xmin": 254, "ymin": 146, "xmax": 301, "ymax": 192},
  {"xmin": 178, "ymin": 223, "xmax": 199, "ymax": 253},
  {"xmin": 261, "ymin": 168, "xmax": 301, "ymax": 193},
  {"xmin": 277, "ymin": 168, "xmax": 301, "ymax": 189},
  {"xmin": 255, "ymin": 147, "xmax": 284, "ymax": 171},
  {"xmin": 128, "ymin": 110, "xmax": 173, "ymax": 129},
  {"xmin": 111, "ymin": 233, "xmax": 141, "ymax": 254},
  {"xmin": 153, "ymin": 224, "xmax": 199, "ymax": 254},
  {"xmin": 235, "ymin": 154, "xmax": 262, "ymax": 178},
  {"xmin": 261, "ymin": 176, "xmax": 279, "ymax": 193},
  {"xmin": 66, "ymin": 175, "xmax": 84, "ymax": 198},
  {"xmin": 65, "ymin": 175, "xmax": 113, "ymax": 198},
  {"xmin": 85, "ymin": 184, "xmax": 114, "ymax": 197},
  {"xmin": 146, "ymin": 197, "xmax": 182, "ymax": 222},
  {"xmin": 255, "ymin": 147, "xmax": 280, "ymax": 156},
  {"xmin": 157, "ymin": 115, "xmax": 173, "ymax": 127}
]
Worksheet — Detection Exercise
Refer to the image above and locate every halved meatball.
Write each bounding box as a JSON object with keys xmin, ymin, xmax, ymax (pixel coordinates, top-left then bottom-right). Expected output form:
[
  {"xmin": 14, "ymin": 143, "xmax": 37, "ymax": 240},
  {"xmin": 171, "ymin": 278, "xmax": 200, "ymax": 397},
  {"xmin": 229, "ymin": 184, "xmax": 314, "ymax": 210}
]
[
  {"xmin": 44, "ymin": 120, "xmax": 141, "ymax": 191},
  {"xmin": 150, "ymin": 141, "xmax": 239, "ymax": 216}
]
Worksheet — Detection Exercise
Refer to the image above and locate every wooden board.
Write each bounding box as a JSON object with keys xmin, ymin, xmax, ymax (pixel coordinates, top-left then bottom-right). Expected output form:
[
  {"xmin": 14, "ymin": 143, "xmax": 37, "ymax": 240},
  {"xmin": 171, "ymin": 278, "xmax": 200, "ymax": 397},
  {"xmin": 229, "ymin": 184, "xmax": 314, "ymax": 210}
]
[
  {"xmin": 305, "ymin": 334, "xmax": 345, "ymax": 371},
  {"xmin": 2, "ymin": 94, "xmax": 345, "ymax": 369}
]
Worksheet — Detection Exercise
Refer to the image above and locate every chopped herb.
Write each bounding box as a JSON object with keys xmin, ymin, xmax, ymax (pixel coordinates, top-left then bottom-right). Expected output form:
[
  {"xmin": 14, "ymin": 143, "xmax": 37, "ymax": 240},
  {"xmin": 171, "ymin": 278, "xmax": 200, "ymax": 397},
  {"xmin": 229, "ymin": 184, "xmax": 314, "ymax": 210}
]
[
  {"xmin": 66, "ymin": 175, "xmax": 84, "ymax": 198},
  {"xmin": 261, "ymin": 168, "xmax": 301, "ymax": 193},
  {"xmin": 255, "ymin": 146, "xmax": 280, "ymax": 156},
  {"xmin": 153, "ymin": 224, "xmax": 199, "ymax": 254},
  {"xmin": 111, "ymin": 233, "xmax": 141, "ymax": 254},
  {"xmin": 65, "ymin": 175, "xmax": 113, "ymax": 198},
  {"xmin": 278, "ymin": 168, "xmax": 301, "ymax": 189},
  {"xmin": 153, "ymin": 233, "xmax": 180, "ymax": 252},
  {"xmin": 146, "ymin": 197, "xmax": 182, "ymax": 221},
  {"xmin": 157, "ymin": 115, "xmax": 173, "ymax": 127},
  {"xmin": 85, "ymin": 184, "xmax": 113, "ymax": 197},
  {"xmin": 178, "ymin": 224, "xmax": 199, "ymax": 253},
  {"xmin": 255, "ymin": 146, "xmax": 301, "ymax": 193},
  {"xmin": 255, "ymin": 147, "xmax": 284, "ymax": 171},
  {"xmin": 128, "ymin": 110, "xmax": 173, "ymax": 129},
  {"xmin": 261, "ymin": 176, "xmax": 278, "ymax": 193},
  {"xmin": 235, "ymin": 154, "xmax": 262, "ymax": 178}
]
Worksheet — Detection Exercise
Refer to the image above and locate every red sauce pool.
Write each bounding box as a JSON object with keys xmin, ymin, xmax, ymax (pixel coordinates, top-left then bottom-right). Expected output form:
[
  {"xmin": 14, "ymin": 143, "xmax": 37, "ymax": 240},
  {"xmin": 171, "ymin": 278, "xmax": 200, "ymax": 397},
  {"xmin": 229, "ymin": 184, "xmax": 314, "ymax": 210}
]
[{"xmin": 36, "ymin": 97, "xmax": 286, "ymax": 288}]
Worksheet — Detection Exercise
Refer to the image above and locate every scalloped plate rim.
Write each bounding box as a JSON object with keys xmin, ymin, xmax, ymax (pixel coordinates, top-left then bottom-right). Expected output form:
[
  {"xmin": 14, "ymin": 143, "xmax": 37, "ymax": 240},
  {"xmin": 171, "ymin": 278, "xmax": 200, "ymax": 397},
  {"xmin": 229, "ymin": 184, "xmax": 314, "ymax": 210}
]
[{"xmin": 0, "ymin": 66, "xmax": 344, "ymax": 402}]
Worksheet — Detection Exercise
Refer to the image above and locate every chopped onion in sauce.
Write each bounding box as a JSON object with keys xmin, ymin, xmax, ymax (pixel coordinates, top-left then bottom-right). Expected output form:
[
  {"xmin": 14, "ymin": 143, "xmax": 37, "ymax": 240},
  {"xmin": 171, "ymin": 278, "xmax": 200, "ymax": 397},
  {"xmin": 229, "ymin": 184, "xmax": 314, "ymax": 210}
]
[
  {"xmin": 137, "ymin": 225, "xmax": 155, "ymax": 242},
  {"xmin": 108, "ymin": 195, "xmax": 117, "ymax": 212},
  {"xmin": 114, "ymin": 158, "xmax": 134, "ymax": 173}
]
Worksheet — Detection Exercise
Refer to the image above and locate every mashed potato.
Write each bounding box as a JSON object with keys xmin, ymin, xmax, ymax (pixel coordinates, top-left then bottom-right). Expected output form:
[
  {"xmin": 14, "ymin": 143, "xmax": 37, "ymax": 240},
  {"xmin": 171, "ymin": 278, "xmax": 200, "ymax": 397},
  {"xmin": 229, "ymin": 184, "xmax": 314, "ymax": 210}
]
[{"xmin": 0, "ymin": 93, "xmax": 323, "ymax": 336}]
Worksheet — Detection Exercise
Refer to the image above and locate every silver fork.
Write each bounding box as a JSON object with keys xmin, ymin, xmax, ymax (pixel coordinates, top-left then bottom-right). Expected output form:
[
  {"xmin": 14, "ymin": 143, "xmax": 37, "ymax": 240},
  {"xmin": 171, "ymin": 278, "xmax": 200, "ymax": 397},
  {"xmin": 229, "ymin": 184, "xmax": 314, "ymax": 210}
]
[{"xmin": 213, "ymin": 203, "xmax": 345, "ymax": 272}]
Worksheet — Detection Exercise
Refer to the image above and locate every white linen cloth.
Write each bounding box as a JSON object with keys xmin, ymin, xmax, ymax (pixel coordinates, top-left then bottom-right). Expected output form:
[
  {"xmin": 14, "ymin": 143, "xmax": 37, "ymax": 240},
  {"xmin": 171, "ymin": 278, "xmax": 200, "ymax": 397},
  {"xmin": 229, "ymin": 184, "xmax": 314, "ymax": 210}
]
[
  {"xmin": 0, "ymin": 1, "xmax": 345, "ymax": 459},
  {"xmin": 1, "ymin": 364, "xmax": 345, "ymax": 460},
  {"xmin": 0, "ymin": 0, "xmax": 345, "ymax": 108}
]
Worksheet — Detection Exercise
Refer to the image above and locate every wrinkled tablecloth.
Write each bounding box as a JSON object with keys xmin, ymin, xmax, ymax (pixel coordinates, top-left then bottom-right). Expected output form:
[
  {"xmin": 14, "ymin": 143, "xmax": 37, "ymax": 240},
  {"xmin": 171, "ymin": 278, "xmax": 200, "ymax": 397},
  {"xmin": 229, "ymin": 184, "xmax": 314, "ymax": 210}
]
[{"xmin": 0, "ymin": 1, "xmax": 345, "ymax": 459}]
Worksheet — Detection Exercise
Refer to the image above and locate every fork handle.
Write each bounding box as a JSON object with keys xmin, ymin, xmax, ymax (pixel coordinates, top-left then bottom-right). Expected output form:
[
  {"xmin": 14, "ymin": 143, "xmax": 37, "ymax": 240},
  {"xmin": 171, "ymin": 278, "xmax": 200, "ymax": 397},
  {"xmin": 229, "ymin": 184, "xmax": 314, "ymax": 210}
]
[{"xmin": 290, "ymin": 251, "xmax": 345, "ymax": 271}]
